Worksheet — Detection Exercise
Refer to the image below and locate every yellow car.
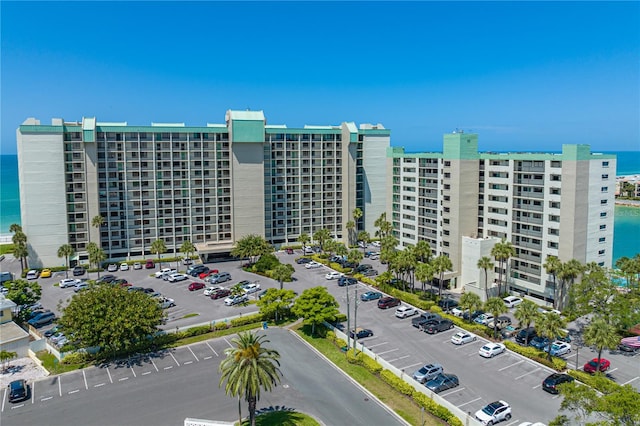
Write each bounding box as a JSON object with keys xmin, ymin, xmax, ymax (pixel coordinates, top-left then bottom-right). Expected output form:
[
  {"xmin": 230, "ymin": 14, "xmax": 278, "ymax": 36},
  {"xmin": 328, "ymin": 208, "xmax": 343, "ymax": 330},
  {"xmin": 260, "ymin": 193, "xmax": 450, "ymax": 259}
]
[{"xmin": 40, "ymin": 268, "xmax": 52, "ymax": 278}]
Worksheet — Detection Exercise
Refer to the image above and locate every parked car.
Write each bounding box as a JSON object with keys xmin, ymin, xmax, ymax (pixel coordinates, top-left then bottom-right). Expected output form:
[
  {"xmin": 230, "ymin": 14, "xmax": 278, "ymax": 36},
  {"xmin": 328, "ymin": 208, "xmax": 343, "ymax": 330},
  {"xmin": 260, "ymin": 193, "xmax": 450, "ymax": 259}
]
[
  {"xmin": 186, "ymin": 264, "xmax": 208, "ymax": 277},
  {"xmin": 451, "ymin": 331, "xmax": 476, "ymax": 345},
  {"xmin": 155, "ymin": 268, "xmax": 177, "ymax": 278},
  {"xmin": 422, "ymin": 319, "xmax": 454, "ymax": 334},
  {"xmin": 285, "ymin": 248, "xmax": 294, "ymax": 254},
  {"xmin": 96, "ymin": 274, "xmax": 116, "ymax": 284},
  {"xmin": 204, "ymin": 286, "xmax": 223, "ymax": 296},
  {"xmin": 503, "ymin": 296, "xmax": 523, "ymax": 308},
  {"xmin": 133, "ymin": 262, "xmax": 142, "ymax": 270},
  {"xmin": 188, "ymin": 282, "xmax": 206, "ymax": 291},
  {"xmin": 412, "ymin": 363, "xmax": 444, "ymax": 383},
  {"xmin": 360, "ymin": 291, "xmax": 382, "ymax": 301},
  {"xmin": 478, "ymin": 342, "xmax": 506, "ymax": 358},
  {"xmin": 167, "ymin": 273, "xmax": 188, "ymax": 282},
  {"xmin": 158, "ymin": 297, "xmax": 175, "ymax": 309},
  {"xmin": 425, "ymin": 373, "xmax": 459, "ymax": 393},
  {"xmin": 337, "ymin": 277, "xmax": 357, "ymax": 287},
  {"xmin": 515, "ymin": 327, "xmax": 538, "ymax": 345},
  {"xmin": 74, "ymin": 282, "xmax": 89, "ymax": 292},
  {"xmin": 128, "ymin": 286, "xmax": 145, "ymax": 292},
  {"xmin": 183, "ymin": 258, "xmax": 194, "ymax": 265},
  {"xmin": 208, "ymin": 272, "xmax": 232, "ymax": 284},
  {"xmin": 377, "ymin": 297, "xmax": 401, "ymax": 309},
  {"xmin": 50, "ymin": 332, "xmax": 67, "ymax": 345},
  {"xmin": 349, "ymin": 328, "xmax": 374, "ymax": 339},
  {"xmin": 463, "ymin": 309, "xmax": 485, "ymax": 321},
  {"xmin": 210, "ymin": 288, "xmax": 231, "ymax": 300},
  {"xmin": 199, "ymin": 269, "xmax": 216, "ymax": 280},
  {"xmin": 361, "ymin": 269, "xmax": 379, "ymax": 277},
  {"xmin": 451, "ymin": 306, "xmax": 465, "ymax": 317},
  {"xmin": 487, "ymin": 316, "xmax": 512, "ymax": 330},
  {"xmin": 547, "ymin": 341, "xmax": 571, "ymax": 357},
  {"xmin": 303, "ymin": 246, "xmax": 314, "ymax": 255},
  {"xmin": 145, "ymin": 260, "xmax": 155, "ymax": 269},
  {"xmin": 241, "ymin": 282, "xmax": 261, "ymax": 294},
  {"xmin": 529, "ymin": 336, "xmax": 550, "ymax": 350},
  {"xmin": 305, "ymin": 261, "xmax": 323, "ymax": 269},
  {"xmin": 371, "ymin": 241, "xmax": 381, "ymax": 247},
  {"xmin": 120, "ymin": 263, "xmax": 129, "ymax": 271},
  {"xmin": 72, "ymin": 266, "xmax": 86, "ymax": 276},
  {"xmin": 59, "ymin": 278, "xmax": 78, "ymax": 288},
  {"xmin": 27, "ymin": 311, "xmax": 56, "ymax": 328},
  {"xmin": 354, "ymin": 264, "xmax": 373, "ymax": 274},
  {"xmin": 474, "ymin": 313, "xmax": 494, "ymax": 325},
  {"xmin": 412, "ymin": 312, "xmax": 441, "ymax": 329},
  {"xmin": 26, "ymin": 270, "xmax": 39, "ymax": 280},
  {"xmin": 542, "ymin": 373, "xmax": 574, "ymax": 394},
  {"xmin": 224, "ymin": 294, "xmax": 248, "ymax": 306},
  {"xmin": 325, "ymin": 271, "xmax": 343, "ymax": 280},
  {"xmin": 8, "ymin": 379, "xmax": 29, "ymax": 403},
  {"xmin": 40, "ymin": 268, "xmax": 52, "ymax": 278},
  {"xmin": 296, "ymin": 257, "xmax": 312, "ymax": 264},
  {"xmin": 395, "ymin": 305, "xmax": 418, "ymax": 319},
  {"xmin": 583, "ymin": 358, "xmax": 610, "ymax": 374},
  {"xmin": 475, "ymin": 400, "xmax": 512, "ymax": 425},
  {"xmin": 44, "ymin": 324, "xmax": 63, "ymax": 338},
  {"xmin": 368, "ymin": 252, "xmax": 380, "ymax": 260},
  {"xmin": 437, "ymin": 298, "xmax": 459, "ymax": 312},
  {"xmin": 107, "ymin": 264, "xmax": 118, "ymax": 272}
]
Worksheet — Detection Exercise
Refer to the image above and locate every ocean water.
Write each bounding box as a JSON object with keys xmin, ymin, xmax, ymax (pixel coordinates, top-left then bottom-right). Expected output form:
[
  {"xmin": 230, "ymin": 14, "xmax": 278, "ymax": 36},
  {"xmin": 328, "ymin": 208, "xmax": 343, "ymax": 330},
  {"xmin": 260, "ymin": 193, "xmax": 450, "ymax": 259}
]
[{"xmin": 1, "ymin": 152, "xmax": 639, "ymax": 261}]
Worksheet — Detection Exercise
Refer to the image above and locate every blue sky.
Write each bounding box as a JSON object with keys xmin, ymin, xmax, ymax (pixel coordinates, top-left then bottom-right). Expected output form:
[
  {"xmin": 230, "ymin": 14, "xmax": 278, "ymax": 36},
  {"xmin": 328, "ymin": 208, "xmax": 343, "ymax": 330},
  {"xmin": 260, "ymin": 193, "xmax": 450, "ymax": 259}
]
[{"xmin": 1, "ymin": 1, "xmax": 639, "ymax": 154}]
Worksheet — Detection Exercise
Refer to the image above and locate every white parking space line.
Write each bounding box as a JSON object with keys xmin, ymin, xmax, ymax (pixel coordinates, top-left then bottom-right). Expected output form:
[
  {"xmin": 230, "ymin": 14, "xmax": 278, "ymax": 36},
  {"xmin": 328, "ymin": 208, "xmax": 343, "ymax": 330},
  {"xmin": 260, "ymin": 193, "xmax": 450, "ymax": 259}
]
[
  {"xmin": 205, "ymin": 341, "xmax": 218, "ymax": 356},
  {"xmin": 608, "ymin": 368, "xmax": 618, "ymax": 374},
  {"xmin": 11, "ymin": 404, "xmax": 25, "ymax": 409},
  {"xmin": 58, "ymin": 376, "xmax": 62, "ymax": 397},
  {"xmin": 82, "ymin": 370, "xmax": 88, "ymax": 389},
  {"xmin": 532, "ymin": 384, "xmax": 541, "ymax": 389},
  {"xmin": 388, "ymin": 355, "xmax": 410, "ymax": 363},
  {"xmin": 498, "ymin": 360, "xmax": 524, "ymax": 371},
  {"xmin": 515, "ymin": 367, "xmax": 541, "ymax": 380},
  {"xmin": 457, "ymin": 397, "xmax": 481, "ymax": 407},
  {"xmin": 31, "ymin": 382, "xmax": 35, "ymax": 404},
  {"xmin": 187, "ymin": 345, "xmax": 199, "ymax": 362},
  {"xmin": 1, "ymin": 388, "xmax": 6, "ymax": 411},
  {"xmin": 118, "ymin": 377, "xmax": 128, "ymax": 382},
  {"xmin": 130, "ymin": 364, "xmax": 137, "ymax": 378},
  {"xmin": 94, "ymin": 383, "xmax": 105, "ymax": 388},
  {"xmin": 164, "ymin": 366, "xmax": 173, "ymax": 370},
  {"xmin": 184, "ymin": 361, "xmax": 193, "ymax": 365},
  {"xmin": 150, "ymin": 357, "xmax": 159, "ymax": 372},
  {"xmin": 400, "ymin": 362, "xmax": 423, "ymax": 371},
  {"xmin": 377, "ymin": 348, "xmax": 399, "ymax": 356},
  {"xmin": 106, "ymin": 367, "xmax": 113, "ymax": 384},
  {"xmin": 169, "ymin": 351, "xmax": 180, "ymax": 366},
  {"xmin": 367, "ymin": 342, "xmax": 389, "ymax": 348},
  {"xmin": 223, "ymin": 337, "xmax": 233, "ymax": 348},
  {"xmin": 68, "ymin": 389, "xmax": 79, "ymax": 394},
  {"xmin": 622, "ymin": 376, "xmax": 638, "ymax": 385},
  {"xmin": 441, "ymin": 387, "xmax": 465, "ymax": 397},
  {"xmin": 142, "ymin": 371, "xmax": 151, "ymax": 376},
  {"xmin": 41, "ymin": 396, "xmax": 53, "ymax": 401}
]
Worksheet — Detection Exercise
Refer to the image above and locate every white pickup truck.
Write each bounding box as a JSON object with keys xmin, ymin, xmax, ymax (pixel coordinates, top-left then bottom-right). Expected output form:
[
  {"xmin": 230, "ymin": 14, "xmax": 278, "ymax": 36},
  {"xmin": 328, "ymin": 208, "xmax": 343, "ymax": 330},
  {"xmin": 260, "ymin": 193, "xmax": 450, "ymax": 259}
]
[{"xmin": 155, "ymin": 268, "xmax": 177, "ymax": 279}]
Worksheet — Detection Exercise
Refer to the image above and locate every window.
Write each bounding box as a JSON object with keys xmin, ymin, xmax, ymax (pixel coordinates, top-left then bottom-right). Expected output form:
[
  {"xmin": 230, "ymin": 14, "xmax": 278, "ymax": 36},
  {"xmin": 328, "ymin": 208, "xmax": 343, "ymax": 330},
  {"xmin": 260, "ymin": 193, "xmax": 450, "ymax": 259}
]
[
  {"xmin": 600, "ymin": 199, "xmax": 608, "ymax": 205},
  {"xmin": 602, "ymin": 174, "xmax": 609, "ymax": 179},
  {"xmin": 599, "ymin": 237, "xmax": 606, "ymax": 243},
  {"xmin": 598, "ymin": 249, "xmax": 605, "ymax": 255},
  {"xmin": 600, "ymin": 212, "xmax": 607, "ymax": 218},
  {"xmin": 601, "ymin": 186, "xmax": 608, "ymax": 192},
  {"xmin": 602, "ymin": 161, "xmax": 609, "ymax": 167},
  {"xmin": 599, "ymin": 224, "xmax": 606, "ymax": 230}
]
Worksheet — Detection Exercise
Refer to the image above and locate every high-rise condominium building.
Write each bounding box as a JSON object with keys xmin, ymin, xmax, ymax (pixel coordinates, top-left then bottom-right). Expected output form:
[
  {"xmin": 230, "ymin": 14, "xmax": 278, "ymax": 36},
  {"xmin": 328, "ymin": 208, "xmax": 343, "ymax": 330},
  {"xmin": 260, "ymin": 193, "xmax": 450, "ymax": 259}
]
[{"xmin": 17, "ymin": 112, "xmax": 615, "ymax": 304}]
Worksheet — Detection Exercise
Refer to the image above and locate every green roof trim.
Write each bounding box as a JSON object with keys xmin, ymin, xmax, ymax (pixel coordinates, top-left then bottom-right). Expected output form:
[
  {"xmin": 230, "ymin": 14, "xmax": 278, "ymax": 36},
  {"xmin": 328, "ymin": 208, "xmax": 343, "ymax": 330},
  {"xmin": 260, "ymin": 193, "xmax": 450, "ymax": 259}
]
[
  {"xmin": 95, "ymin": 125, "xmax": 229, "ymax": 133},
  {"xmin": 19, "ymin": 125, "xmax": 64, "ymax": 133},
  {"xmin": 360, "ymin": 128, "xmax": 391, "ymax": 136},
  {"xmin": 231, "ymin": 119, "xmax": 264, "ymax": 143},
  {"xmin": 265, "ymin": 128, "xmax": 340, "ymax": 135}
]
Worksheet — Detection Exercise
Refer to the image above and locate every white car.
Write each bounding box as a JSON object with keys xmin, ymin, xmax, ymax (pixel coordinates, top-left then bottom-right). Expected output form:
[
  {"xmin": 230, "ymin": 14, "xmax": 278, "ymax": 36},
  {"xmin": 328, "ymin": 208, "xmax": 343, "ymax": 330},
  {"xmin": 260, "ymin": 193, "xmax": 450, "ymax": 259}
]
[
  {"xmin": 305, "ymin": 261, "xmax": 323, "ymax": 269},
  {"xmin": 451, "ymin": 307, "xmax": 465, "ymax": 317},
  {"xmin": 325, "ymin": 271, "xmax": 343, "ymax": 280},
  {"xmin": 203, "ymin": 286, "xmax": 223, "ymax": 296},
  {"xmin": 479, "ymin": 342, "xmax": 506, "ymax": 358},
  {"xmin": 107, "ymin": 264, "xmax": 118, "ymax": 272},
  {"xmin": 475, "ymin": 400, "xmax": 512, "ymax": 425},
  {"xmin": 371, "ymin": 241, "xmax": 381, "ymax": 247},
  {"xmin": 59, "ymin": 278, "xmax": 78, "ymax": 288},
  {"xmin": 474, "ymin": 313, "xmax": 494, "ymax": 325},
  {"xmin": 158, "ymin": 297, "xmax": 175, "ymax": 309},
  {"xmin": 133, "ymin": 262, "xmax": 142, "ymax": 270},
  {"xmin": 395, "ymin": 306, "xmax": 418, "ymax": 319},
  {"xmin": 242, "ymin": 282, "xmax": 261, "ymax": 294},
  {"xmin": 547, "ymin": 341, "xmax": 572, "ymax": 357},
  {"xmin": 167, "ymin": 273, "xmax": 188, "ymax": 282},
  {"xmin": 120, "ymin": 263, "xmax": 129, "ymax": 271},
  {"xmin": 503, "ymin": 296, "xmax": 523, "ymax": 308},
  {"xmin": 224, "ymin": 294, "xmax": 248, "ymax": 306},
  {"xmin": 26, "ymin": 270, "xmax": 39, "ymax": 280},
  {"xmin": 368, "ymin": 253, "xmax": 380, "ymax": 260},
  {"xmin": 155, "ymin": 268, "xmax": 177, "ymax": 278},
  {"xmin": 451, "ymin": 331, "xmax": 476, "ymax": 345}
]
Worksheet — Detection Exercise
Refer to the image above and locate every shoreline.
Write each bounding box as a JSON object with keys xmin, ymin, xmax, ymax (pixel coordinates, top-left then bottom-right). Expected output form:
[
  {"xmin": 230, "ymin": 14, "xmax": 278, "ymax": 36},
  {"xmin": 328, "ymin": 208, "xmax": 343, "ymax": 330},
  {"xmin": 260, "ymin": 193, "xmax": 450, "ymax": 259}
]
[{"xmin": 615, "ymin": 199, "xmax": 640, "ymax": 208}]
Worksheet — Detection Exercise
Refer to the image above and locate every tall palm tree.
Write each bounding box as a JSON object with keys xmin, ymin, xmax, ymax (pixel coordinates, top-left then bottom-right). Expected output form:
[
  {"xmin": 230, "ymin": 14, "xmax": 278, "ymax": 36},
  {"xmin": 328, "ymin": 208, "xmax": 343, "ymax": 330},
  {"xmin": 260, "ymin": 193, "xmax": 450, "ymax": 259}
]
[
  {"xmin": 491, "ymin": 238, "xmax": 515, "ymax": 296},
  {"xmin": 357, "ymin": 230, "xmax": 370, "ymax": 255},
  {"xmin": 543, "ymin": 255, "xmax": 562, "ymax": 309},
  {"xmin": 272, "ymin": 264, "xmax": 293, "ymax": 290},
  {"xmin": 10, "ymin": 225, "xmax": 27, "ymax": 272},
  {"xmin": 297, "ymin": 233, "xmax": 310, "ymax": 250},
  {"xmin": 583, "ymin": 318, "xmax": 620, "ymax": 367},
  {"xmin": 312, "ymin": 228, "xmax": 331, "ymax": 253},
  {"xmin": 557, "ymin": 259, "xmax": 584, "ymax": 310},
  {"xmin": 513, "ymin": 300, "xmax": 539, "ymax": 338},
  {"xmin": 477, "ymin": 256, "xmax": 494, "ymax": 301},
  {"xmin": 57, "ymin": 244, "xmax": 75, "ymax": 279},
  {"xmin": 460, "ymin": 292, "xmax": 482, "ymax": 323},
  {"xmin": 415, "ymin": 262, "xmax": 435, "ymax": 294},
  {"xmin": 87, "ymin": 242, "xmax": 106, "ymax": 278},
  {"xmin": 345, "ymin": 220, "xmax": 355, "ymax": 246},
  {"xmin": 179, "ymin": 240, "xmax": 196, "ymax": 263},
  {"xmin": 484, "ymin": 297, "xmax": 508, "ymax": 340},
  {"xmin": 150, "ymin": 239, "xmax": 167, "ymax": 269},
  {"xmin": 374, "ymin": 212, "xmax": 393, "ymax": 239},
  {"xmin": 414, "ymin": 240, "xmax": 432, "ymax": 264},
  {"xmin": 91, "ymin": 215, "xmax": 105, "ymax": 244},
  {"xmin": 219, "ymin": 332, "xmax": 282, "ymax": 426},
  {"xmin": 433, "ymin": 255, "xmax": 452, "ymax": 299},
  {"xmin": 536, "ymin": 312, "xmax": 567, "ymax": 360}
]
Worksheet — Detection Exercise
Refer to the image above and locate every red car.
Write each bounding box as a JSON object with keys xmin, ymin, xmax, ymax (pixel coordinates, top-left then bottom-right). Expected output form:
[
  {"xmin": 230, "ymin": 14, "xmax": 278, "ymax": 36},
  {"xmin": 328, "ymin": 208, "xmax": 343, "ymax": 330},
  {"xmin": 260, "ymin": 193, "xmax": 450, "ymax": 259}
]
[
  {"xmin": 377, "ymin": 297, "xmax": 401, "ymax": 309},
  {"xmin": 583, "ymin": 358, "xmax": 610, "ymax": 374},
  {"xmin": 199, "ymin": 269, "xmax": 219, "ymax": 280},
  {"xmin": 210, "ymin": 288, "xmax": 231, "ymax": 300},
  {"xmin": 188, "ymin": 282, "xmax": 206, "ymax": 291},
  {"xmin": 145, "ymin": 260, "xmax": 155, "ymax": 269}
]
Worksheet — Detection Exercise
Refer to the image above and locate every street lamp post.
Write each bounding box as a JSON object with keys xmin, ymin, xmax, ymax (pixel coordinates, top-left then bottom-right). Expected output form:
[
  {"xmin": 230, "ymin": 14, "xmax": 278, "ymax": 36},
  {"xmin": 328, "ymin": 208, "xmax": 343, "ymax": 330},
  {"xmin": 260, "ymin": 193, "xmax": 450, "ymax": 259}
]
[
  {"xmin": 345, "ymin": 282, "xmax": 351, "ymax": 353},
  {"xmin": 352, "ymin": 286, "xmax": 360, "ymax": 353}
]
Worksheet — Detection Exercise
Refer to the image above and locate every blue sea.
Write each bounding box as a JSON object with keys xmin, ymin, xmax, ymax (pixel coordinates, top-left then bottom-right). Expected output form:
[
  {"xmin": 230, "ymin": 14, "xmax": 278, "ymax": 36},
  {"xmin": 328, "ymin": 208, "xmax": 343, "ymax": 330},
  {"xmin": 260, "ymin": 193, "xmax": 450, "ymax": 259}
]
[{"xmin": 1, "ymin": 152, "xmax": 639, "ymax": 261}]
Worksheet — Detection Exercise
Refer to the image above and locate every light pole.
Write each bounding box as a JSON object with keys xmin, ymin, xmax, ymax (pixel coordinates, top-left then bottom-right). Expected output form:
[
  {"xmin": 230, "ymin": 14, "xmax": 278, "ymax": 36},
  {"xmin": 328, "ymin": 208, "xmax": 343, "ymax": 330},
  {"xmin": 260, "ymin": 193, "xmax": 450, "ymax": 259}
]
[
  {"xmin": 352, "ymin": 286, "xmax": 361, "ymax": 354},
  {"xmin": 345, "ymin": 282, "xmax": 351, "ymax": 353}
]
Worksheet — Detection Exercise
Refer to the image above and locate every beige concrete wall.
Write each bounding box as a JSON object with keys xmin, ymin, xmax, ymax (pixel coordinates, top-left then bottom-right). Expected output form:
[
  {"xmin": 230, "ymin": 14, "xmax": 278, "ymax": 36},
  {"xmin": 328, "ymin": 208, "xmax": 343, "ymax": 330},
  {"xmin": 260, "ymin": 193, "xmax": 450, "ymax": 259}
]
[{"xmin": 230, "ymin": 143, "xmax": 265, "ymax": 240}]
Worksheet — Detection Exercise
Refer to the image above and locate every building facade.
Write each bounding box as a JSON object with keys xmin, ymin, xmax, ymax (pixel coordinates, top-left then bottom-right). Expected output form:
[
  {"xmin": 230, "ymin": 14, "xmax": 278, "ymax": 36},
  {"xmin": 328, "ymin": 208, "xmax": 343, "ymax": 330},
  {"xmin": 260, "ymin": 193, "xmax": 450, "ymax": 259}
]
[
  {"xmin": 17, "ymin": 111, "xmax": 390, "ymax": 266},
  {"xmin": 390, "ymin": 132, "xmax": 616, "ymax": 301}
]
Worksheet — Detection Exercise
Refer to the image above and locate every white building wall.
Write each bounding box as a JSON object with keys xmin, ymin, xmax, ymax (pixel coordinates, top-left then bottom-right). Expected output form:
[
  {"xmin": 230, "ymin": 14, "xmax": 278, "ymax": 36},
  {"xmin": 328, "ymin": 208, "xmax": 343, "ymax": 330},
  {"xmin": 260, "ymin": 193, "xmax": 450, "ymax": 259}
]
[
  {"xmin": 586, "ymin": 157, "xmax": 616, "ymax": 267},
  {"xmin": 398, "ymin": 160, "xmax": 419, "ymax": 247},
  {"xmin": 461, "ymin": 236, "xmax": 498, "ymax": 301},
  {"xmin": 17, "ymin": 129, "xmax": 68, "ymax": 268},
  {"xmin": 362, "ymin": 135, "xmax": 389, "ymax": 235}
]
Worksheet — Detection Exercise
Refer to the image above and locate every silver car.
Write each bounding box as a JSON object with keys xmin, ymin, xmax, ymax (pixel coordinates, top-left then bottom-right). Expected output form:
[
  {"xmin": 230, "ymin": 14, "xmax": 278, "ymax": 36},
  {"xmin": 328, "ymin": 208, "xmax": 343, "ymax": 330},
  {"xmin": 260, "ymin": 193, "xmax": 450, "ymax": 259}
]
[{"xmin": 412, "ymin": 363, "xmax": 444, "ymax": 383}]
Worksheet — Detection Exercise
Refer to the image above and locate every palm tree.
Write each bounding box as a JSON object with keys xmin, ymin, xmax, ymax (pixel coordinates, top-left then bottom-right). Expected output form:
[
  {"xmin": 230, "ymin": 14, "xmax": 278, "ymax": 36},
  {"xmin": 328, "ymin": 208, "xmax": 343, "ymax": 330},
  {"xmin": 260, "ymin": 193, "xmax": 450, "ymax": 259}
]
[
  {"xmin": 272, "ymin": 264, "xmax": 294, "ymax": 290},
  {"xmin": 150, "ymin": 239, "xmax": 167, "ymax": 269},
  {"xmin": 433, "ymin": 255, "xmax": 452, "ymax": 299},
  {"xmin": 414, "ymin": 240, "xmax": 432, "ymax": 264},
  {"xmin": 10, "ymin": 225, "xmax": 27, "ymax": 271},
  {"xmin": 460, "ymin": 292, "xmax": 482, "ymax": 323},
  {"xmin": 477, "ymin": 256, "xmax": 494, "ymax": 301},
  {"xmin": 415, "ymin": 262, "xmax": 435, "ymax": 293},
  {"xmin": 57, "ymin": 244, "xmax": 75, "ymax": 278},
  {"xmin": 91, "ymin": 215, "xmax": 105, "ymax": 244},
  {"xmin": 219, "ymin": 332, "xmax": 282, "ymax": 426},
  {"xmin": 536, "ymin": 312, "xmax": 567, "ymax": 360},
  {"xmin": 543, "ymin": 255, "xmax": 562, "ymax": 309},
  {"xmin": 491, "ymin": 238, "xmax": 515, "ymax": 297},
  {"xmin": 583, "ymin": 318, "xmax": 620, "ymax": 367},
  {"xmin": 513, "ymin": 300, "xmax": 539, "ymax": 339},
  {"xmin": 179, "ymin": 240, "xmax": 196, "ymax": 263},
  {"xmin": 346, "ymin": 220, "xmax": 355, "ymax": 247},
  {"xmin": 312, "ymin": 228, "xmax": 331, "ymax": 253},
  {"xmin": 357, "ymin": 231, "xmax": 370, "ymax": 254},
  {"xmin": 87, "ymin": 242, "xmax": 106, "ymax": 278},
  {"xmin": 484, "ymin": 297, "xmax": 508, "ymax": 340},
  {"xmin": 557, "ymin": 259, "xmax": 583, "ymax": 310},
  {"xmin": 297, "ymin": 233, "xmax": 310, "ymax": 250},
  {"xmin": 374, "ymin": 212, "xmax": 393, "ymax": 239}
]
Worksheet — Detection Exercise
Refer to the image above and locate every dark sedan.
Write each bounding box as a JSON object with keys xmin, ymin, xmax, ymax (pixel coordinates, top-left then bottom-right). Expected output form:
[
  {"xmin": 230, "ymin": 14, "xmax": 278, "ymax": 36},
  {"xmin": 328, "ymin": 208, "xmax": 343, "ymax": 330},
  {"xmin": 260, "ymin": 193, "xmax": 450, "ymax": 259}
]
[
  {"xmin": 349, "ymin": 328, "xmax": 374, "ymax": 339},
  {"xmin": 72, "ymin": 266, "xmax": 85, "ymax": 276},
  {"xmin": 360, "ymin": 291, "xmax": 383, "ymax": 301},
  {"xmin": 377, "ymin": 297, "xmax": 401, "ymax": 309},
  {"xmin": 8, "ymin": 379, "xmax": 29, "ymax": 403},
  {"xmin": 296, "ymin": 257, "xmax": 312, "ymax": 264},
  {"xmin": 542, "ymin": 373, "xmax": 574, "ymax": 394},
  {"xmin": 338, "ymin": 277, "xmax": 358, "ymax": 287},
  {"xmin": 425, "ymin": 373, "xmax": 459, "ymax": 393}
]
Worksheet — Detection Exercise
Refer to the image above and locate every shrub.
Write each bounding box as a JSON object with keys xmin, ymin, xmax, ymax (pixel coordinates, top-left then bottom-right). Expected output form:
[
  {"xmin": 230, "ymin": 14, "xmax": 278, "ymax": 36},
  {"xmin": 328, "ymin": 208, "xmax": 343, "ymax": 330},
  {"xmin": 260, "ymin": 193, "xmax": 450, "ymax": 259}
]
[
  {"xmin": 182, "ymin": 325, "xmax": 211, "ymax": 337},
  {"xmin": 326, "ymin": 330, "xmax": 336, "ymax": 343},
  {"xmin": 213, "ymin": 322, "xmax": 230, "ymax": 331},
  {"xmin": 503, "ymin": 341, "xmax": 566, "ymax": 371},
  {"xmin": 567, "ymin": 369, "xmax": 621, "ymax": 394},
  {"xmin": 60, "ymin": 352, "xmax": 89, "ymax": 365},
  {"xmin": 413, "ymin": 389, "xmax": 463, "ymax": 425},
  {"xmin": 254, "ymin": 254, "xmax": 280, "ymax": 273},
  {"xmin": 380, "ymin": 369, "xmax": 415, "ymax": 396},
  {"xmin": 359, "ymin": 354, "xmax": 383, "ymax": 374},
  {"xmin": 334, "ymin": 313, "xmax": 347, "ymax": 323},
  {"xmin": 230, "ymin": 313, "xmax": 264, "ymax": 327}
]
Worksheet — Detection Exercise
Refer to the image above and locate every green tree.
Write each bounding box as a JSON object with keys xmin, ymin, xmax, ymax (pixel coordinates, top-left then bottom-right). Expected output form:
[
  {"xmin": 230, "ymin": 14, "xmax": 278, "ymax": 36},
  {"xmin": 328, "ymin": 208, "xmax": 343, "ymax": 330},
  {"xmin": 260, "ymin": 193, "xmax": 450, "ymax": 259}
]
[
  {"xmin": 347, "ymin": 249, "xmax": 363, "ymax": 270},
  {"xmin": 484, "ymin": 297, "xmax": 508, "ymax": 340},
  {"xmin": 256, "ymin": 288, "xmax": 296, "ymax": 322},
  {"xmin": 271, "ymin": 264, "xmax": 294, "ymax": 290},
  {"xmin": 231, "ymin": 234, "xmax": 273, "ymax": 265},
  {"xmin": 4, "ymin": 279, "xmax": 42, "ymax": 321},
  {"xmin": 571, "ymin": 266, "xmax": 617, "ymax": 320},
  {"xmin": 543, "ymin": 255, "xmax": 562, "ymax": 309},
  {"xmin": 414, "ymin": 240, "xmax": 432, "ymax": 264},
  {"xmin": 433, "ymin": 255, "xmax": 453, "ymax": 299},
  {"xmin": 557, "ymin": 259, "xmax": 584, "ymax": 310},
  {"xmin": 57, "ymin": 244, "xmax": 75, "ymax": 279},
  {"xmin": 179, "ymin": 240, "xmax": 196, "ymax": 262},
  {"xmin": 219, "ymin": 332, "xmax": 282, "ymax": 426},
  {"xmin": 556, "ymin": 380, "xmax": 599, "ymax": 425},
  {"xmin": 513, "ymin": 300, "xmax": 539, "ymax": 337},
  {"xmin": 86, "ymin": 242, "xmax": 106, "ymax": 276},
  {"xmin": 459, "ymin": 292, "xmax": 482, "ymax": 324},
  {"xmin": 380, "ymin": 234, "xmax": 399, "ymax": 271},
  {"xmin": 596, "ymin": 384, "xmax": 640, "ymax": 425},
  {"xmin": 356, "ymin": 231, "xmax": 370, "ymax": 254},
  {"xmin": 374, "ymin": 212, "xmax": 393, "ymax": 239},
  {"xmin": 291, "ymin": 286, "xmax": 339, "ymax": 335},
  {"xmin": 536, "ymin": 312, "xmax": 567, "ymax": 360},
  {"xmin": 297, "ymin": 233, "xmax": 310, "ymax": 250},
  {"xmin": 312, "ymin": 229, "xmax": 332, "ymax": 253},
  {"xmin": 352, "ymin": 207, "xmax": 363, "ymax": 228},
  {"xmin": 583, "ymin": 317, "xmax": 620, "ymax": 365},
  {"xmin": 91, "ymin": 215, "xmax": 104, "ymax": 244},
  {"xmin": 0, "ymin": 350, "xmax": 17, "ymax": 372},
  {"xmin": 477, "ymin": 256, "xmax": 494, "ymax": 301},
  {"xmin": 415, "ymin": 261, "xmax": 435, "ymax": 293},
  {"xmin": 12, "ymin": 242, "xmax": 28, "ymax": 274},
  {"xmin": 346, "ymin": 220, "xmax": 355, "ymax": 247},
  {"xmin": 491, "ymin": 238, "xmax": 515, "ymax": 297},
  {"xmin": 150, "ymin": 239, "xmax": 167, "ymax": 268},
  {"xmin": 58, "ymin": 284, "xmax": 163, "ymax": 357}
]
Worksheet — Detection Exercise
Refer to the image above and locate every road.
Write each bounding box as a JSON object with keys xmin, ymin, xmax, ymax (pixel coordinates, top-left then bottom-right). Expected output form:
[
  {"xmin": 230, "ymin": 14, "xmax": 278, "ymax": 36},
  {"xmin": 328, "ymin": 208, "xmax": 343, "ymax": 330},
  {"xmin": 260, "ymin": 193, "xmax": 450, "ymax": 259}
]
[{"xmin": 1, "ymin": 328, "xmax": 407, "ymax": 426}]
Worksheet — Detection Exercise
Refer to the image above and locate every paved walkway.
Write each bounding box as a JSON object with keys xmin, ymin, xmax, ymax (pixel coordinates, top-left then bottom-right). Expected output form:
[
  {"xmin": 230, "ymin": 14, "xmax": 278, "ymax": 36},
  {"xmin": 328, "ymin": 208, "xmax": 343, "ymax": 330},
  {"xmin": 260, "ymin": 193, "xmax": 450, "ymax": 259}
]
[{"xmin": 0, "ymin": 357, "xmax": 49, "ymax": 388}]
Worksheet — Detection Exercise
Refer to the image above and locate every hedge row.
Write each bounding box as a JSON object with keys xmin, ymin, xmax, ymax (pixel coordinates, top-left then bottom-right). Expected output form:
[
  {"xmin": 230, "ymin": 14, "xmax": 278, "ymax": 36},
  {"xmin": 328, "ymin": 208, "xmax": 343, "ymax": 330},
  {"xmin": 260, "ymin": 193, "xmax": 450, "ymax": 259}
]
[
  {"xmin": 503, "ymin": 341, "xmax": 567, "ymax": 371},
  {"xmin": 567, "ymin": 369, "xmax": 622, "ymax": 394}
]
